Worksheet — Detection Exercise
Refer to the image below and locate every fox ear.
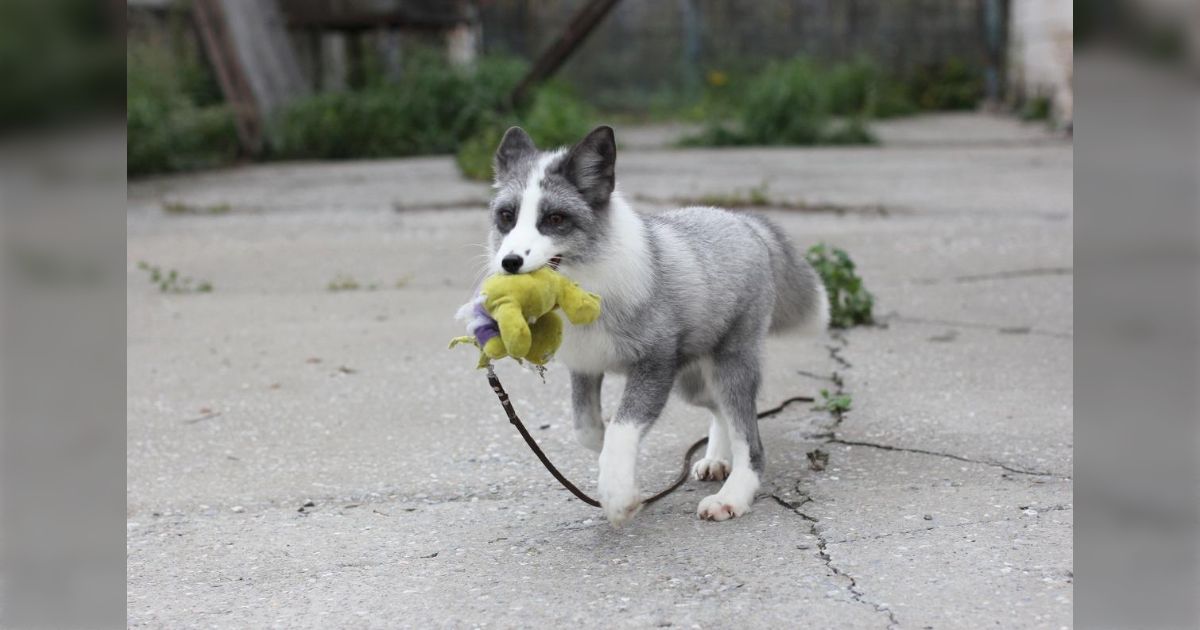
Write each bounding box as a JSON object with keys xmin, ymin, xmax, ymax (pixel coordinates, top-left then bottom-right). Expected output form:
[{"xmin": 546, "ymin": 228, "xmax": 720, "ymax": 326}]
[
  {"xmin": 494, "ymin": 127, "xmax": 536, "ymax": 180},
  {"xmin": 561, "ymin": 126, "xmax": 616, "ymax": 207}
]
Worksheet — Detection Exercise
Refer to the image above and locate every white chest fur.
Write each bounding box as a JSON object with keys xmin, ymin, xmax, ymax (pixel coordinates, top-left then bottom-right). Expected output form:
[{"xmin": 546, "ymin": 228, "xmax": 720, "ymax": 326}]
[
  {"xmin": 551, "ymin": 193, "xmax": 651, "ymax": 375},
  {"xmin": 556, "ymin": 320, "xmax": 621, "ymax": 374}
]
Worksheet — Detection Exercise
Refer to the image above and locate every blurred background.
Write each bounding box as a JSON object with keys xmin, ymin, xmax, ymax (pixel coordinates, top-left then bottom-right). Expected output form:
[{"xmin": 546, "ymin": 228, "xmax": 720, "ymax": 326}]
[
  {"xmin": 3, "ymin": 0, "xmax": 1200, "ymax": 628},
  {"xmin": 124, "ymin": 0, "xmax": 1074, "ymax": 178}
]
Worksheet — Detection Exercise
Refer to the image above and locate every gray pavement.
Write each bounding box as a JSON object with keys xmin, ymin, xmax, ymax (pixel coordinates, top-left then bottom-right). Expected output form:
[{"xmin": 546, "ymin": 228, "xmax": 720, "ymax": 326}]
[{"xmin": 127, "ymin": 113, "xmax": 1072, "ymax": 628}]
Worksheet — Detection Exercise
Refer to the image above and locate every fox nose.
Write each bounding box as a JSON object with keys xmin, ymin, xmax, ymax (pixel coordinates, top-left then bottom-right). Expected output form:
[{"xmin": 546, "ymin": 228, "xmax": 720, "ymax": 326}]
[{"xmin": 501, "ymin": 254, "xmax": 523, "ymax": 273}]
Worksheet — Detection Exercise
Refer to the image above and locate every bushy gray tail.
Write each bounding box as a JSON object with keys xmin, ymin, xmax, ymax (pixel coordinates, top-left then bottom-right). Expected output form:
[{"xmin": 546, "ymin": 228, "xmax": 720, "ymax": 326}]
[{"xmin": 743, "ymin": 215, "xmax": 830, "ymax": 334}]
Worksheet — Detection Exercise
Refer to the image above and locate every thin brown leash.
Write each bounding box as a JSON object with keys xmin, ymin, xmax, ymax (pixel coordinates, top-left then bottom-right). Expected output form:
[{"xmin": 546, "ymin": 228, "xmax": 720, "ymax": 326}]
[{"xmin": 485, "ymin": 365, "xmax": 813, "ymax": 508}]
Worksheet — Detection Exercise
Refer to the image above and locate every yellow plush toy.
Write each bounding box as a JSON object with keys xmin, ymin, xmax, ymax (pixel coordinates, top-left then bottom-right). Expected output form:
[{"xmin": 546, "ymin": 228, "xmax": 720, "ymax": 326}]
[{"xmin": 452, "ymin": 267, "xmax": 601, "ymax": 366}]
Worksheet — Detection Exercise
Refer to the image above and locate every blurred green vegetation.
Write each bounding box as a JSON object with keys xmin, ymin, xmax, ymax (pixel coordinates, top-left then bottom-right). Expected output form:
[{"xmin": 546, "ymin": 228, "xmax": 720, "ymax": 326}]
[
  {"xmin": 0, "ymin": 0, "xmax": 124, "ymax": 131},
  {"xmin": 127, "ymin": 39, "xmax": 240, "ymax": 176},
  {"xmin": 455, "ymin": 83, "xmax": 596, "ymax": 181},
  {"xmin": 682, "ymin": 57, "xmax": 982, "ymax": 147},
  {"xmin": 272, "ymin": 54, "xmax": 598, "ymax": 181},
  {"xmin": 125, "ymin": 2, "xmax": 248, "ymax": 176},
  {"xmin": 1020, "ymin": 95, "xmax": 1053, "ymax": 122},
  {"xmin": 126, "ymin": 42, "xmax": 593, "ymax": 180},
  {"xmin": 272, "ymin": 54, "xmax": 526, "ymax": 160},
  {"xmin": 805, "ymin": 243, "xmax": 875, "ymax": 329},
  {"xmin": 906, "ymin": 58, "xmax": 984, "ymax": 111},
  {"xmin": 127, "ymin": 38, "xmax": 983, "ymax": 177}
]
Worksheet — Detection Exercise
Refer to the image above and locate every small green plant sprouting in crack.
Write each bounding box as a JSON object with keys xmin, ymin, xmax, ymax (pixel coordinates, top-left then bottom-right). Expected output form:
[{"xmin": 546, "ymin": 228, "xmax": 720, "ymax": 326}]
[
  {"xmin": 328, "ymin": 274, "xmax": 412, "ymax": 292},
  {"xmin": 813, "ymin": 388, "xmax": 853, "ymax": 414},
  {"xmin": 327, "ymin": 274, "xmax": 362, "ymax": 292},
  {"xmin": 805, "ymin": 244, "xmax": 875, "ymax": 328},
  {"xmin": 137, "ymin": 261, "xmax": 213, "ymax": 293}
]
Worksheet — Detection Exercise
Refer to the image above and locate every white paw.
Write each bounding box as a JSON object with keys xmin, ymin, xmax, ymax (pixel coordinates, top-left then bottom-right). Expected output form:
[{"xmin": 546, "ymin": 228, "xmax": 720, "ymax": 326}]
[
  {"xmin": 575, "ymin": 425, "xmax": 605, "ymax": 453},
  {"xmin": 599, "ymin": 485, "xmax": 642, "ymax": 526},
  {"xmin": 692, "ymin": 457, "xmax": 730, "ymax": 481},
  {"xmin": 697, "ymin": 493, "xmax": 751, "ymax": 521},
  {"xmin": 597, "ymin": 474, "xmax": 642, "ymax": 527},
  {"xmin": 597, "ymin": 422, "xmax": 642, "ymax": 526}
]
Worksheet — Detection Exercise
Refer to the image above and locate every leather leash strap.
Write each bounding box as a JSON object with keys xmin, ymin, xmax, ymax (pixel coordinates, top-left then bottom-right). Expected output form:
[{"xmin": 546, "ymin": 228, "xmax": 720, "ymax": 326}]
[{"xmin": 485, "ymin": 365, "xmax": 813, "ymax": 508}]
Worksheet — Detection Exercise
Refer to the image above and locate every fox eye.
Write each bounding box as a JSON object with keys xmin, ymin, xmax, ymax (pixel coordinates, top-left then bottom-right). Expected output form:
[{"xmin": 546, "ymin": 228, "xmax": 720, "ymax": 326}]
[
  {"xmin": 546, "ymin": 213, "xmax": 565, "ymax": 226},
  {"xmin": 497, "ymin": 209, "xmax": 515, "ymax": 225}
]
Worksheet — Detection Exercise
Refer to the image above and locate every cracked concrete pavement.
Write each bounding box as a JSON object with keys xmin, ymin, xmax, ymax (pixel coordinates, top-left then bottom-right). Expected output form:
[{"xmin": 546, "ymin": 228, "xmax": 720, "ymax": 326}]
[{"xmin": 127, "ymin": 113, "xmax": 1072, "ymax": 628}]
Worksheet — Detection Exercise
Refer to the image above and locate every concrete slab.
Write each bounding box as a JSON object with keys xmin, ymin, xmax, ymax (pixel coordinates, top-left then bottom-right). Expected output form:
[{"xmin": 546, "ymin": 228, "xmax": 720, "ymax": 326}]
[{"xmin": 128, "ymin": 113, "xmax": 1072, "ymax": 628}]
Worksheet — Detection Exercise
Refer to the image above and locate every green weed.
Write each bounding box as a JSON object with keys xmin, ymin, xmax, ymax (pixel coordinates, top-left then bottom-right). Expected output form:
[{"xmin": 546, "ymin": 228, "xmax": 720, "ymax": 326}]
[
  {"xmin": 273, "ymin": 55, "xmax": 526, "ymax": 161},
  {"xmin": 326, "ymin": 274, "xmax": 362, "ymax": 292},
  {"xmin": 682, "ymin": 59, "xmax": 880, "ymax": 147},
  {"xmin": 327, "ymin": 273, "xmax": 412, "ymax": 292},
  {"xmin": 127, "ymin": 38, "xmax": 239, "ymax": 176},
  {"xmin": 805, "ymin": 244, "xmax": 874, "ymax": 329},
  {"xmin": 907, "ymin": 58, "xmax": 984, "ymax": 111},
  {"xmin": 1020, "ymin": 96, "xmax": 1053, "ymax": 122},
  {"xmin": 813, "ymin": 389, "xmax": 853, "ymax": 414},
  {"xmin": 137, "ymin": 261, "xmax": 213, "ymax": 294},
  {"xmin": 0, "ymin": 0, "xmax": 125, "ymax": 132},
  {"xmin": 681, "ymin": 57, "xmax": 984, "ymax": 148}
]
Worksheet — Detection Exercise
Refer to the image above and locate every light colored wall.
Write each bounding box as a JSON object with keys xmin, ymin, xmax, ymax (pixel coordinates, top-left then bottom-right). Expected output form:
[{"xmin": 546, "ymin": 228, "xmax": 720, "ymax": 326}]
[{"xmin": 1008, "ymin": 0, "xmax": 1073, "ymax": 124}]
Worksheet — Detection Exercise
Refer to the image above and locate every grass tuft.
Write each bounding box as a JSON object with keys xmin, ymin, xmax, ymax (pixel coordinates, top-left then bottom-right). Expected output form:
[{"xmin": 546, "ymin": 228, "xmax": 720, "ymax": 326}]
[
  {"xmin": 137, "ymin": 261, "xmax": 213, "ymax": 294},
  {"xmin": 272, "ymin": 55, "xmax": 526, "ymax": 161},
  {"xmin": 813, "ymin": 389, "xmax": 853, "ymax": 414},
  {"xmin": 127, "ymin": 39, "xmax": 239, "ymax": 176},
  {"xmin": 326, "ymin": 274, "xmax": 362, "ymax": 292},
  {"xmin": 805, "ymin": 244, "xmax": 874, "ymax": 329},
  {"xmin": 682, "ymin": 57, "xmax": 983, "ymax": 148}
]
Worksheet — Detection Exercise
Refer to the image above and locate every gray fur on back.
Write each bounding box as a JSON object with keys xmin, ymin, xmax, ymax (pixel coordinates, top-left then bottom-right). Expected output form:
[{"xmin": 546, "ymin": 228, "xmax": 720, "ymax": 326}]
[
  {"xmin": 641, "ymin": 207, "xmax": 775, "ymax": 359},
  {"xmin": 550, "ymin": 204, "xmax": 828, "ymax": 375},
  {"xmin": 636, "ymin": 208, "xmax": 825, "ymax": 353},
  {"xmin": 737, "ymin": 213, "xmax": 827, "ymax": 332}
]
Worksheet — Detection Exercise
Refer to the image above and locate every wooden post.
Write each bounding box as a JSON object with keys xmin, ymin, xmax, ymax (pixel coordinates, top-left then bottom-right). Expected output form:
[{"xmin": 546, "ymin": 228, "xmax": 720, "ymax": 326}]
[
  {"xmin": 192, "ymin": 0, "xmax": 311, "ymax": 155},
  {"xmin": 192, "ymin": 0, "xmax": 263, "ymax": 153},
  {"xmin": 509, "ymin": 0, "xmax": 623, "ymax": 107}
]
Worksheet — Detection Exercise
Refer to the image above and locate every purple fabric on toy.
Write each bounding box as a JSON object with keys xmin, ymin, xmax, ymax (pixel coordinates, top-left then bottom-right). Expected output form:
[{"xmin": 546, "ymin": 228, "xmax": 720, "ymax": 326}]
[{"xmin": 472, "ymin": 301, "xmax": 499, "ymax": 346}]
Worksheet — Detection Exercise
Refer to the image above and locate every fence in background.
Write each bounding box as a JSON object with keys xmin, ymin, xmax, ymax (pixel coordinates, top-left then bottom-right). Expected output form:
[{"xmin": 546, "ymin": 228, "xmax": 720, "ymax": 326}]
[{"xmin": 480, "ymin": 0, "xmax": 998, "ymax": 111}]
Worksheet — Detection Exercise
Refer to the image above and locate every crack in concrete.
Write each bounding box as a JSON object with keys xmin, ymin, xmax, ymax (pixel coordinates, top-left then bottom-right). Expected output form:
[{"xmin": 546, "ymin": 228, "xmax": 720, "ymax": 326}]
[
  {"xmin": 913, "ymin": 266, "xmax": 1073, "ymax": 285},
  {"xmin": 769, "ymin": 495, "xmax": 900, "ymax": 629},
  {"xmin": 758, "ymin": 325, "xmax": 1070, "ymax": 627},
  {"xmin": 883, "ymin": 313, "xmax": 1072, "ymax": 339},
  {"xmin": 826, "ymin": 333, "xmax": 853, "ymax": 370},
  {"xmin": 796, "ymin": 369, "xmax": 838, "ymax": 383},
  {"xmin": 815, "ymin": 332, "xmax": 852, "ymax": 436},
  {"xmin": 826, "ymin": 438, "xmax": 1070, "ymax": 479}
]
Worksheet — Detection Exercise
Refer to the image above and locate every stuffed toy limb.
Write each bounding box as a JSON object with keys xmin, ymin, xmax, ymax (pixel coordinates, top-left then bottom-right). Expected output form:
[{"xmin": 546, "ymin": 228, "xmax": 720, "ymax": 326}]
[
  {"xmin": 524, "ymin": 310, "xmax": 563, "ymax": 365},
  {"xmin": 481, "ymin": 267, "xmax": 599, "ymax": 361},
  {"xmin": 461, "ymin": 310, "xmax": 558, "ymax": 365},
  {"xmin": 450, "ymin": 267, "xmax": 600, "ymax": 367}
]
